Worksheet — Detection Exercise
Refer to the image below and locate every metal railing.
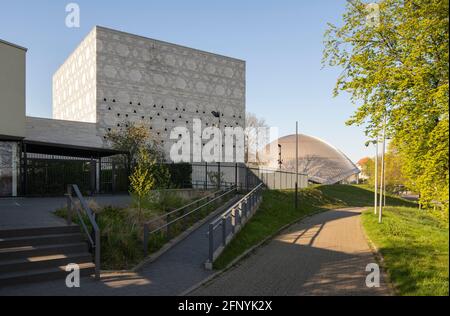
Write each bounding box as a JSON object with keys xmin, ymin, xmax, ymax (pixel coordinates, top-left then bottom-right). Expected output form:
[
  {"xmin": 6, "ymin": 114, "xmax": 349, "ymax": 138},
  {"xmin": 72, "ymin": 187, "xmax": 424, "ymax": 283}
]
[
  {"xmin": 190, "ymin": 180, "xmax": 237, "ymax": 190},
  {"xmin": 205, "ymin": 183, "xmax": 264, "ymax": 269},
  {"xmin": 66, "ymin": 184, "xmax": 100, "ymax": 279},
  {"xmin": 143, "ymin": 186, "xmax": 238, "ymax": 257}
]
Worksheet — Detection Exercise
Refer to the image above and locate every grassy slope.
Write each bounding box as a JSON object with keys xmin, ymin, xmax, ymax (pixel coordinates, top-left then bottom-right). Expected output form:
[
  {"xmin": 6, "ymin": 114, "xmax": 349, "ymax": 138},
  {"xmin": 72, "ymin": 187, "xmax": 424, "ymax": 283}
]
[
  {"xmin": 315, "ymin": 184, "xmax": 416, "ymax": 208},
  {"xmin": 214, "ymin": 184, "xmax": 414, "ymax": 269},
  {"xmin": 362, "ymin": 207, "xmax": 449, "ymax": 296}
]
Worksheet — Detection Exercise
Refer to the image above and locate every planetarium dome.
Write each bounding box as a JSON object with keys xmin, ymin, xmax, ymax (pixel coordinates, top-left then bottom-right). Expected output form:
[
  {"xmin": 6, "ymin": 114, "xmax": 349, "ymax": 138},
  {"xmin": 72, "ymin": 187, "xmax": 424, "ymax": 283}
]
[{"xmin": 259, "ymin": 134, "xmax": 360, "ymax": 185}]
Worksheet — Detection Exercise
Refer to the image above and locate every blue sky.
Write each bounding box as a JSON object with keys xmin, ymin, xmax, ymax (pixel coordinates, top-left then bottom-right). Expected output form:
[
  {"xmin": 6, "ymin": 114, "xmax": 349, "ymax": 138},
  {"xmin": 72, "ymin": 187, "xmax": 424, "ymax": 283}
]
[{"xmin": 0, "ymin": 0, "xmax": 371, "ymax": 162}]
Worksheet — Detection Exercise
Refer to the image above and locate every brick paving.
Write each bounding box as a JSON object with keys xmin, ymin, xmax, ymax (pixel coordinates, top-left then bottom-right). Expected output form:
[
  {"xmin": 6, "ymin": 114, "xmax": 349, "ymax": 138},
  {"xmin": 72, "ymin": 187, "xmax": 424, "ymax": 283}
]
[{"xmin": 191, "ymin": 208, "xmax": 390, "ymax": 296}]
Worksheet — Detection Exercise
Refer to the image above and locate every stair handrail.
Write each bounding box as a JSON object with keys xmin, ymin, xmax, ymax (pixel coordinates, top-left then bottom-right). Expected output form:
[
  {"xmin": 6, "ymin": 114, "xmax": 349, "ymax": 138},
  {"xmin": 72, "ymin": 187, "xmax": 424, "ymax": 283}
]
[{"xmin": 66, "ymin": 184, "xmax": 100, "ymax": 279}]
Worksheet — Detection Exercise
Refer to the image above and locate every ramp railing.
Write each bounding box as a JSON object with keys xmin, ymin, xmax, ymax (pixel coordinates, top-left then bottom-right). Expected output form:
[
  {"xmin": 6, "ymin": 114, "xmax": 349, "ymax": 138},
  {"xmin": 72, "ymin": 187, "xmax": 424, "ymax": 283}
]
[{"xmin": 205, "ymin": 183, "xmax": 264, "ymax": 269}]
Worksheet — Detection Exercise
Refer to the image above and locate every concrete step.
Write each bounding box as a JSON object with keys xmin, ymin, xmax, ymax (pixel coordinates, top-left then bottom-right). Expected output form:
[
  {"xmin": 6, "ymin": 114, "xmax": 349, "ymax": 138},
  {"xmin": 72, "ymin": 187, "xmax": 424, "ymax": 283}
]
[
  {"xmin": 0, "ymin": 225, "xmax": 80, "ymax": 239},
  {"xmin": 0, "ymin": 243, "xmax": 89, "ymax": 261},
  {"xmin": 0, "ymin": 253, "xmax": 93, "ymax": 274},
  {"xmin": 0, "ymin": 233, "xmax": 85, "ymax": 249},
  {"xmin": 0, "ymin": 262, "xmax": 96, "ymax": 287}
]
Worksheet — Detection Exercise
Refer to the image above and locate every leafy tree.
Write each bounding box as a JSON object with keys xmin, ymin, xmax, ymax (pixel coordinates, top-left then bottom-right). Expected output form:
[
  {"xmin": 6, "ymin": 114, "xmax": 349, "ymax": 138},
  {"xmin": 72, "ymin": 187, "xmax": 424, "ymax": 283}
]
[
  {"xmin": 105, "ymin": 122, "xmax": 171, "ymax": 189},
  {"xmin": 324, "ymin": 0, "xmax": 449, "ymax": 209},
  {"xmin": 362, "ymin": 143, "xmax": 408, "ymax": 193},
  {"xmin": 105, "ymin": 123, "xmax": 152, "ymax": 170},
  {"xmin": 129, "ymin": 148, "xmax": 155, "ymax": 215}
]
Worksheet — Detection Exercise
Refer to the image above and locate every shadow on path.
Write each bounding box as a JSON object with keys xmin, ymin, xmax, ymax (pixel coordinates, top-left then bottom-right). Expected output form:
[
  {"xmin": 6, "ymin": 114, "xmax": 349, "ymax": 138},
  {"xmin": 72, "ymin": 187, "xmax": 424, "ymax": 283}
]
[{"xmin": 191, "ymin": 208, "xmax": 390, "ymax": 296}]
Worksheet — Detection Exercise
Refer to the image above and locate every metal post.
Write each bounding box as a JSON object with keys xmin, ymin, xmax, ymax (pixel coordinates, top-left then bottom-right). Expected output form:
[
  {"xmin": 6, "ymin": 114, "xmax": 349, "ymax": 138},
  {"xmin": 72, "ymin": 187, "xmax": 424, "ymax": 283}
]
[
  {"xmin": 231, "ymin": 209, "xmax": 236, "ymax": 234},
  {"xmin": 383, "ymin": 158, "xmax": 387, "ymax": 207},
  {"xmin": 90, "ymin": 157, "xmax": 96, "ymax": 196},
  {"xmin": 218, "ymin": 162, "xmax": 221, "ymax": 189},
  {"xmin": 98, "ymin": 157, "xmax": 102, "ymax": 194},
  {"xmin": 205, "ymin": 162, "xmax": 208, "ymax": 190},
  {"xmin": 245, "ymin": 166, "xmax": 249, "ymax": 191},
  {"xmin": 379, "ymin": 118, "xmax": 387, "ymax": 223},
  {"xmin": 235, "ymin": 163, "xmax": 238, "ymax": 189},
  {"xmin": 95, "ymin": 231, "xmax": 101, "ymax": 279},
  {"xmin": 374, "ymin": 140, "xmax": 378, "ymax": 215},
  {"xmin": 22, "ymin": 143, "xmax": 28, "ymax": 196},
  {"xmin": 209, "ymin": 223, "xmax": 214, "ymax": 263},
  {"xmin": 295, "ymin": 121, "xmax": 299, "ymax": 209},
  {"xmin": 111, "ymin": 161, "xmax": 116, "ymax": 194},
  {"xmin": 66, "ymin": 185, "xmax": 73, "ymax": 225},
  {"xmin": 222, "ymin": 217, "xmax": 227, "ymax": 246}
]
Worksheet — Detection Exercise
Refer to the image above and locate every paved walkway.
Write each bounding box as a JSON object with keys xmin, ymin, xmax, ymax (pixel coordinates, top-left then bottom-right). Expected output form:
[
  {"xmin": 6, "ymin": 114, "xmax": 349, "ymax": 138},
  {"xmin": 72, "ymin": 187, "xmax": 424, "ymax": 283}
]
[
  {"xmin": 0, "ymin": 196, "xmax": 240, "ymax": 296},
  {"xmin": 191, "ymin": 208, "xmax": 390, "ymax": 296},
  {"xmin": 0, "ymin": 195, "xmax": 131, "ymax": 229}
]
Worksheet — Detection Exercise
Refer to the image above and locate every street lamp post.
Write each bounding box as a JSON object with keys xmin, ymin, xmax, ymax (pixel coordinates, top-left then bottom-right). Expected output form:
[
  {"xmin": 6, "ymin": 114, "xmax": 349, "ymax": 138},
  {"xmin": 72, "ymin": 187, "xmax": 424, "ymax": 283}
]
[
  {"xmin": 366, "ymin": 139, "xmax": 379, "ymax": 215},
  {"xmin": 379, "ymin": 117, "xmax": 387, "ymax": 223},
  {"xmin": 374, "ymin": 140, "xmax": 379, "ymax": 215},
  {"xmin": 295, "ymin": 121, "xmax": 299, "ymax": 210}
]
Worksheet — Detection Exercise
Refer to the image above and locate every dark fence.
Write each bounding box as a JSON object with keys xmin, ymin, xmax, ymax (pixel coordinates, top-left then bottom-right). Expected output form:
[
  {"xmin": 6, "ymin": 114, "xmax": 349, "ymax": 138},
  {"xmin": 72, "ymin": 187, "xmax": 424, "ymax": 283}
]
[
  {"xmin": 191, "ymin": 162, "xmax": 308, "ymax": 191},
  {"xmin": 21, "ymin": 153, "xmax": 128, "ymax": 196},
  {"xmin": 20, "ymin": 152, "xmax": 308, "ymax": 196},
  {"xmin": 99, "ymin": 156, "xmax": 129, "ymax": 194}
]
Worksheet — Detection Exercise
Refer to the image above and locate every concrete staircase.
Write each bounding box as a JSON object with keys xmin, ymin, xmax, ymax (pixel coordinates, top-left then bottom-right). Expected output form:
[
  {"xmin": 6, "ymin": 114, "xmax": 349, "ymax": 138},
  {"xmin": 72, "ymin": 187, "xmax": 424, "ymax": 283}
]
[{"xmin": 0, "ymin": 225, "xmax": 95, "ymax": 287}]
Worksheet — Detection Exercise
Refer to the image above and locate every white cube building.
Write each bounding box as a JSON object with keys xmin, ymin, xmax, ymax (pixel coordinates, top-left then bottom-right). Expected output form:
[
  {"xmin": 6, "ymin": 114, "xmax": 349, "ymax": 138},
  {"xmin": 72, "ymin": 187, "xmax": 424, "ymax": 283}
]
[{"xmin": 53, "ymin": 26, "xmax": 246, "ymax": 158}]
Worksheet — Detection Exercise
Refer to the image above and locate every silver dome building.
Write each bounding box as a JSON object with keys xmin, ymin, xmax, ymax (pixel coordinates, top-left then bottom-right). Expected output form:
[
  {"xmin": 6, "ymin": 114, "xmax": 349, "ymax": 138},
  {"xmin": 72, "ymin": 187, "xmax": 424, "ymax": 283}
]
[{"xmin": 260, "ymin": 134, "xmax": 360, "ymax": 185}]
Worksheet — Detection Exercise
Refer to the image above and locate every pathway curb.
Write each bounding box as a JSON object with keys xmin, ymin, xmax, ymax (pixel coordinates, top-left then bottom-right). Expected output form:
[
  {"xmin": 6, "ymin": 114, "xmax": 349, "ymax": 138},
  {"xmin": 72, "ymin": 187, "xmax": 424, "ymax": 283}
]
[
  {"xmin": 180, "ymin": 208, "xmax": 328, "ymax": 296},
  {"xmin": 360, "ymin": 211, "xmax": 396, "ymax": 296}
]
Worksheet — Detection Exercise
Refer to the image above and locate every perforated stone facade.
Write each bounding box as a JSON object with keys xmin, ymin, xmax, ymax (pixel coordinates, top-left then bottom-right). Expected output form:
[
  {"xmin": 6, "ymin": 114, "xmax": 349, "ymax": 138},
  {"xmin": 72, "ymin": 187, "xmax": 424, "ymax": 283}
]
[{"xmin": 53, "ymin": 26, "xmax": 246, "ymax": 160}]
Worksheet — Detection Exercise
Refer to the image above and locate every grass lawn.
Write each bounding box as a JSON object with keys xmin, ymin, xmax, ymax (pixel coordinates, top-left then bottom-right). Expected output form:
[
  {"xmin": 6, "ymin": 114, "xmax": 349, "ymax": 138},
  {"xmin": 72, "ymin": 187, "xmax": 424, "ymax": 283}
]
[
  {"xmin": 213, "ymin": 184, "xmax": 414, "ymax": 269},
  {"xmin": 362, "ymin": 207, "xmax": 449, "ymax": 296},
  {"xmin": 315, "ymin": 184, "xmax": 416, "ymax": 207}
]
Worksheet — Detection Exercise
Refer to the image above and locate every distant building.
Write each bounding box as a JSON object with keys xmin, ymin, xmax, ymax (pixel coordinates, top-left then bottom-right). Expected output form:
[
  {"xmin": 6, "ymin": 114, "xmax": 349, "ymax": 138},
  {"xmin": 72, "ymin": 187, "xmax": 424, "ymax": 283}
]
[
  {"xmin": 356, "ymin": 157, "xmax": 371, "ymax": 182},
  {"xmin": 261, "ymin": 134, "xmax": 360, "ymax": 185}
]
